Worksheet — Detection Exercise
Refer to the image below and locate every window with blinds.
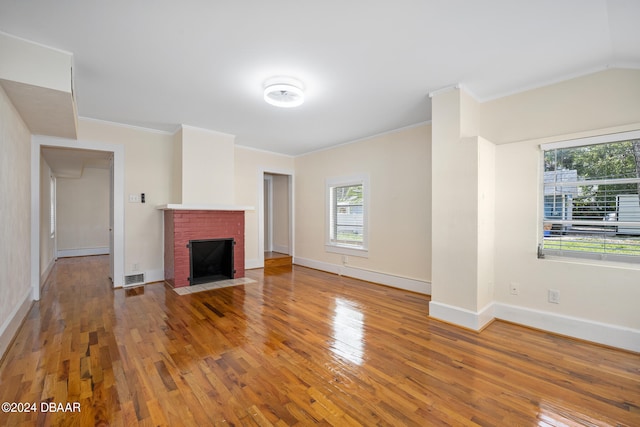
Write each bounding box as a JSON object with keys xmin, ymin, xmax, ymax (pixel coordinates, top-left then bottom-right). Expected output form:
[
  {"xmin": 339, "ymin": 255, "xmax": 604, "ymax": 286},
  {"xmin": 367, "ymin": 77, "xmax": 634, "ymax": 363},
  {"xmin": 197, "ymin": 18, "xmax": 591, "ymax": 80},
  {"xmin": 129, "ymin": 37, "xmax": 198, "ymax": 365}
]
[
  {"xmin": 326, "ymin": 175, "xmax": 369, "ymax": 257},
  {"xmin": 540, "ymin": 130, "xmax": 640, "ymax": 262}
]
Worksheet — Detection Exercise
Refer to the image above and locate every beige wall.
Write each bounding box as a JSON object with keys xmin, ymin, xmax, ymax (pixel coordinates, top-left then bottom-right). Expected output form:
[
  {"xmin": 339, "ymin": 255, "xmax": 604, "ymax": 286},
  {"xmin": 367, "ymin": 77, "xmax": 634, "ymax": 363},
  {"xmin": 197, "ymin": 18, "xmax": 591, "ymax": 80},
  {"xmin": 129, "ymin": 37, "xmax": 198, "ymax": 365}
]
[
  {"xmin": 295, "ymin": 124, "xmax": 431, "ymax": 288},
  {"xmin": 0, "ymin": 85, "xmax": 32, "ymax": 357},
  {"xmin": 431, "ymin": 88, "xmax": 496, "ymax": 313},
  {"xmin": 170, "ymin": 128, "xmax": 182, "ymax": 204},
  {"xmin": 495, "ymin": 136, "xmax": 640, "ymax": 328},
  {"xmin": 180, "ymin": 125, "xmax": 235, "ymax": 205},
  {"xmin": 234, "ymin": 146, "xmax": 294, "ymax": 267},
  {"xmin": 76, "ymin": 121, "xmax": 295, "ymax": 279},
  {"xmin": 56, "ymin": 167, "xmax": 110, "ymax": 252},
  {"xmin": 481, "ymin": 69, "xmax": 640, "ymax": 145},
  {"xmin": 430, "ymin": 68, "xmax": 640, "ymax": 341},
  {"xmin": 77, "ymin": 119, "xmax": 174, "ymax": 280},
  {"xmin": 431, "ymin": 91, "xmax": 480, "ymax": 310},
  {"xmin": 476, "ymin": 136, "xmax": 496, "ymax": 311},
  {"xmin": 488, "ymin": 69, "xmax": 640, "ymax": 329}
]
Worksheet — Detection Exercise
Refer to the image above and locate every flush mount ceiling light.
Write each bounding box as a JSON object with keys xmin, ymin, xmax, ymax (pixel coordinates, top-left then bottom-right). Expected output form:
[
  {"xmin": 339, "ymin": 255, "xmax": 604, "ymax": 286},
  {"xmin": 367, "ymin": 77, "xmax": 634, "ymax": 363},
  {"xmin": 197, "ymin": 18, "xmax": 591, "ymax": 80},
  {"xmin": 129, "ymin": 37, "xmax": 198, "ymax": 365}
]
[{"xmin": 263, "ymin": 77, "xmax": 304, "ymax": 108}]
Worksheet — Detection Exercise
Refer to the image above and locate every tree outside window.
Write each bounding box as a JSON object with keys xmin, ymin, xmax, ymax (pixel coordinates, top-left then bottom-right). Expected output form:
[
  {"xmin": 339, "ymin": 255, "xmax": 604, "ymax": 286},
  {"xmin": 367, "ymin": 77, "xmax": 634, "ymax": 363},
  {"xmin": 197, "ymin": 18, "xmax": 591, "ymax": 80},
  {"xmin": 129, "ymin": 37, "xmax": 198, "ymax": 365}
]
[
  {"xmin": 326, "ymin": 175, "xmax": 369, "ymax": 257},
  {"xmin": 541, "ymin": 133, "xmax": 640, "ymax": 261}
]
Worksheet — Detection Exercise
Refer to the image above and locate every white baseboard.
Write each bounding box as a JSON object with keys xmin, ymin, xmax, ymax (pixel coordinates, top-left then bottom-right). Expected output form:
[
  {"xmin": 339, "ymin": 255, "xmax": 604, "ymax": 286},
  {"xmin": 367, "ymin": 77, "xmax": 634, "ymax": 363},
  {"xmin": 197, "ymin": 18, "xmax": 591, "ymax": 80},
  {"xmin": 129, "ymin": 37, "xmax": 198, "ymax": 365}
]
[
  {"xmin": 40, "ymin": 257, "xmax": 56, "ymax": 287},
  {"xmin": 272, "ymin": 244, "xmax": 289, "ymax": 254},
  {"xmin": 429, "ymin": 299, "xmax": 640, "ymax": 353},
  {"xmin": 0, "ymin": 289, "xmax": 33, "ymax": 360},
  {"xmin": 294, "ymin": 257, "xmax": 431, "ymax": 295},
  {"xmin": 57, "ymin": 247, "xmax": 109, "ymax": 258},
  {"xmin": 294, "ymin": 257, "xmax": 340, "ymax": 274},
  {"xmin": 245, "ymin": 258, "xmax": 262, "ymax": 270},
  {"xmin": 429, "ymin": 301, "xmax": 495, "ymax": 331},
  {"xmin": 493, "ymin": 302, "xmax": 640, "ymax": 353},
  {"xmin": 143, "ymin": 268, "xmax": 164, "ymax": 284}
]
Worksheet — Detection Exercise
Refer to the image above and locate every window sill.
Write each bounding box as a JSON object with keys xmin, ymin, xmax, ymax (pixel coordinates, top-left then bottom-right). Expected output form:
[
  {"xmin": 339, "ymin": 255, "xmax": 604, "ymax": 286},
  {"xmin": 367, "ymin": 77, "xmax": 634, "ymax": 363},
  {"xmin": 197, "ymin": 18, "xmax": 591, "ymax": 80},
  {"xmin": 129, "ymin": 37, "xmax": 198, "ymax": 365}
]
[
  {"xmin": 540, "ymin": 251, "xmax": 640, "ymax": 269},
  {"xmin": 325, "ymin": 244, "xmax": 369, "ymax": 258}
]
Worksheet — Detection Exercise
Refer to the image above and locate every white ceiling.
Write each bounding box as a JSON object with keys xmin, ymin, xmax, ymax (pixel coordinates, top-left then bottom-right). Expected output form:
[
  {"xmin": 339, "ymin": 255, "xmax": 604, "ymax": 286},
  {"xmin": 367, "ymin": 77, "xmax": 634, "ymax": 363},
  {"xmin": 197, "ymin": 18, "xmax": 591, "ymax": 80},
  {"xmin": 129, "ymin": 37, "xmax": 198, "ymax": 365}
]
[{"xmin": 1, "ymin": 0, "xmax": 639, "ymax": 156}]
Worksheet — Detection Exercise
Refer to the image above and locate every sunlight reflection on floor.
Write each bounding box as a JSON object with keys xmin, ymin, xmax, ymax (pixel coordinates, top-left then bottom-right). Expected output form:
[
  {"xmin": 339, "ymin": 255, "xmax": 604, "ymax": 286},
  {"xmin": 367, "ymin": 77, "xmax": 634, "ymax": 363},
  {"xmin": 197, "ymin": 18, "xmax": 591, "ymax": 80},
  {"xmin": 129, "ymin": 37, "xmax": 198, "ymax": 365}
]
[{"xmin": 332, "ymin": 298, "xmax": 365, "ymax": 365}]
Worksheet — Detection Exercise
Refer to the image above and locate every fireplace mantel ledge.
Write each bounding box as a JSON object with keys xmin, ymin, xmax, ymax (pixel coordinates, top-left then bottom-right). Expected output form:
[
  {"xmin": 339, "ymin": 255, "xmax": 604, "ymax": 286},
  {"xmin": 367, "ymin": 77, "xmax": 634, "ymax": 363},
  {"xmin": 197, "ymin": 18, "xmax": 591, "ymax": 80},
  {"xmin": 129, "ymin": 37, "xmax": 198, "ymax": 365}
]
[{"xmin": 156, "ymin": 204, "xmax": 254, "ymax": 211}]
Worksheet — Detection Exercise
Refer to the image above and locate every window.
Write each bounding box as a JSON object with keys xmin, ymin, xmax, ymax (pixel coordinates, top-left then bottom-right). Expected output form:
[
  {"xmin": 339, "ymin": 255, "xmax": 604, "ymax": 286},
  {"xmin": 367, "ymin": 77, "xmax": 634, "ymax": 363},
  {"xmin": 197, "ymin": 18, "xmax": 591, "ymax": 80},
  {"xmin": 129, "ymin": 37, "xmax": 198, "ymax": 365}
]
[
  {"xmin": 540, "ymin": 130, "xmax": 640, "ymax": 262},
  {"xmin": 326, "ymin": 175, "xmax": 369, "ymax": 257}
]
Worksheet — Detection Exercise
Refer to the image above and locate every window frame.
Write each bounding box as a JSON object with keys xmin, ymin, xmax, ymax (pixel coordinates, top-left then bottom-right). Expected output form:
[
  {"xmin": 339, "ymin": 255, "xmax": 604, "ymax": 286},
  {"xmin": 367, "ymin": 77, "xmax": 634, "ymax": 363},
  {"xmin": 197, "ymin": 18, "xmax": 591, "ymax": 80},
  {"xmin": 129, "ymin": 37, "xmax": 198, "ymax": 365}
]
[
  {"xmin": 325, "ymin": 174, "xmax": 369, "ymax": 258},
  {"xmin": 539, "ymin": 129, "xmax": 640, "ymax": 263}
]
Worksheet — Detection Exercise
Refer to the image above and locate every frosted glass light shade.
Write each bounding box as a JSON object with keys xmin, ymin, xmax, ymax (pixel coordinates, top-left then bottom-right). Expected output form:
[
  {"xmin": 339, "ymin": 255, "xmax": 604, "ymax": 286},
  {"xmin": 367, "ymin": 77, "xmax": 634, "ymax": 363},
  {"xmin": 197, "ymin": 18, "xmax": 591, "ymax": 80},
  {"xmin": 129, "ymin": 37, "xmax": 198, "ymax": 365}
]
[{"xmin": 263, "ymin": 80, "xmax": 304, "ymax": 108}]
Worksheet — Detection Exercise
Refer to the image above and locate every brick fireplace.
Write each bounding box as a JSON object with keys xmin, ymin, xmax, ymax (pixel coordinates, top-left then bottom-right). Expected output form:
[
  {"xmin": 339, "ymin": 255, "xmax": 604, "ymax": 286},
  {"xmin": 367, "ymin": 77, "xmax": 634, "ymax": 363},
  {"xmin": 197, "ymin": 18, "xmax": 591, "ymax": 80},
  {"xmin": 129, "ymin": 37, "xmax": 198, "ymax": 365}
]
[
  {"xmin": 157, "ymin": 126, "xmax": 253, "ymax": 288},
  {"xmin": 163, "ymin": 208, "xmax": 245, "ymax": 288}
]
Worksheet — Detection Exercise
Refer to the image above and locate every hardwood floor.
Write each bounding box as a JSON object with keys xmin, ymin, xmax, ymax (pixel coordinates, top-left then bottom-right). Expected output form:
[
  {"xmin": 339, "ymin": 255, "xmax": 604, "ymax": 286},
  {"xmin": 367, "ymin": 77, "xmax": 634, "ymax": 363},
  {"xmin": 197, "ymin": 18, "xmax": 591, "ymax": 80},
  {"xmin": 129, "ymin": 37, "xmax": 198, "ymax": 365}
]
[
  {"xmin": 264, "ymin": 252, "xmax": 293, "ymax": 269},
  {"xmin": 1, "ymin": 256, "xmax": 639, "ymax": 426}
]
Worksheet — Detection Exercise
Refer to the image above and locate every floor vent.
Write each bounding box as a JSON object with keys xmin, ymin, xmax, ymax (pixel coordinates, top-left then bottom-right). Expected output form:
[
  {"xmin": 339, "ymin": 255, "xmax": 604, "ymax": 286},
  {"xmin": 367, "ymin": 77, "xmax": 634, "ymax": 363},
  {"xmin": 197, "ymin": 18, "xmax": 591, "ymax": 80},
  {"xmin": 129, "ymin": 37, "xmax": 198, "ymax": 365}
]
[{"xmin": 124, "ymin": 273, "xmax": 145, "ymax": 287}]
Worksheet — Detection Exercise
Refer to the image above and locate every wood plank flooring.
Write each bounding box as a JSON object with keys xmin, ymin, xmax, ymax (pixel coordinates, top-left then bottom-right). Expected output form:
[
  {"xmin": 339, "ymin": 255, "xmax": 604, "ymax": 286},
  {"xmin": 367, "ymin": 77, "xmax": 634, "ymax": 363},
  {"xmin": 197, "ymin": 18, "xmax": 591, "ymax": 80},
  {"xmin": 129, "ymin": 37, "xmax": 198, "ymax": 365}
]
[
  {"xmin": 264, "ymin": 252, "xmax": 292, "ymax": 269},
  {"xmin": 0, "ymin": 255, "xmax": 639, "ymax": 426}
]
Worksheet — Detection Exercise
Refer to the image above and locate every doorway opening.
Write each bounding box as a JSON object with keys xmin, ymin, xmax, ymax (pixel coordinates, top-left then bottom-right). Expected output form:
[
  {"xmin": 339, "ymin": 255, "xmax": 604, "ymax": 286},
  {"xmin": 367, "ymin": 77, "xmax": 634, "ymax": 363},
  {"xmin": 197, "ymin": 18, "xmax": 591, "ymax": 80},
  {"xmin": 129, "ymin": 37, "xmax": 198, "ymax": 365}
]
[
  {"xmin": 261, "ymin": 170, "xmax": 294, "ymax": 268},
  {"xmin": 31, "ymin": 135, "xmax": 124, "ymax": 300}
]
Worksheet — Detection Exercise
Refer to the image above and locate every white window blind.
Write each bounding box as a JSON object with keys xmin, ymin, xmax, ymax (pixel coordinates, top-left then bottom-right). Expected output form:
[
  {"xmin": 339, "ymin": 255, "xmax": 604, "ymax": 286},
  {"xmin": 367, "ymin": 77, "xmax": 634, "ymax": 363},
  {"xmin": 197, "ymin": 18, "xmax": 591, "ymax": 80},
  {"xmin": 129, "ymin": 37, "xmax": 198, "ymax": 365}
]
[
  {"xmin": 540, "ymin": 131, "xmax": 640, "ymax": 262},
  {"xmin": 326, "ymin": 175, "xmax": 369, "ymax": 257}
]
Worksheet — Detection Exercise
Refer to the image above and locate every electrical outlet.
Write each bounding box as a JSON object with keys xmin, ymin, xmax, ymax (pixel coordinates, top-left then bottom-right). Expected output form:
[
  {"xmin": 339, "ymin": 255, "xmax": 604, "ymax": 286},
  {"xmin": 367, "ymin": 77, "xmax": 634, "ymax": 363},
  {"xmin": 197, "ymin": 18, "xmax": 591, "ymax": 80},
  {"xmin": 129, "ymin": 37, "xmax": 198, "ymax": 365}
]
[
  {"xmin": 128, "ymin": 194, "xmax": 139, "ymax": 203},
  {"xmin": 132, "ymin": 263, "xmax": 139, "ymax": 271},
  {"xmin": 509, "ymin": 282, "xmax": 519, "ymax": 295},
  {"xmin": 548, "ymin": 289, "xmax": 560, "ymax": 304}
]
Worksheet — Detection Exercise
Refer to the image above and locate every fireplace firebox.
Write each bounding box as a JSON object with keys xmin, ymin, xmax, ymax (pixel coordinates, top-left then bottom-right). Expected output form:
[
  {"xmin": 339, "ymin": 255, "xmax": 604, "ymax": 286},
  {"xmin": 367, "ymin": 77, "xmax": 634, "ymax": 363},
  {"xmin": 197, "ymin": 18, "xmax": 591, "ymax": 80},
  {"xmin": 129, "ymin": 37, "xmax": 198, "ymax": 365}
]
[{"xmin": 188, "ymin": 238, "xmax": 235, "ymax": 285}]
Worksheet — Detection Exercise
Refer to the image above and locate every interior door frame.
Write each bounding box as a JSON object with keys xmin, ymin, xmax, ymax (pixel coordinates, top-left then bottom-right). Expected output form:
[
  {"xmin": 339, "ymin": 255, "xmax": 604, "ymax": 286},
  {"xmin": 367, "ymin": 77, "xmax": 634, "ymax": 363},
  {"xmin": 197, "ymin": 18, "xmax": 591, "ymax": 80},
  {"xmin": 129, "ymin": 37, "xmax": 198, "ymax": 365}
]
[
  {"xmin": 109, "ymin": 155, "xmax": 115, "ymax": 281},
  {"xmin": 263, "ymin": 174, "xmax": 273, "ymax": 253},
  {"xmin": 258, "ymin": 168, "xmax": 294, "ymax": 268},
  {"xmin": 30, "ymin": 135, "xmax": 125, "ymax": 300}
]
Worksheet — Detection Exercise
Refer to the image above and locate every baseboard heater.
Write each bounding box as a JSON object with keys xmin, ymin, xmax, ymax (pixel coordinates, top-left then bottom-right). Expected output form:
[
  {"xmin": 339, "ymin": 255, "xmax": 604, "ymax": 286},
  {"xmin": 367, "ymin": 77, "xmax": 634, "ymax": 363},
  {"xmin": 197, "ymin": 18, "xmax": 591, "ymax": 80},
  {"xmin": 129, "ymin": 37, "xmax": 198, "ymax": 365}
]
[{"xmin": 123, "ymin": 273, "xmax": 145, "ymax": 287}]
